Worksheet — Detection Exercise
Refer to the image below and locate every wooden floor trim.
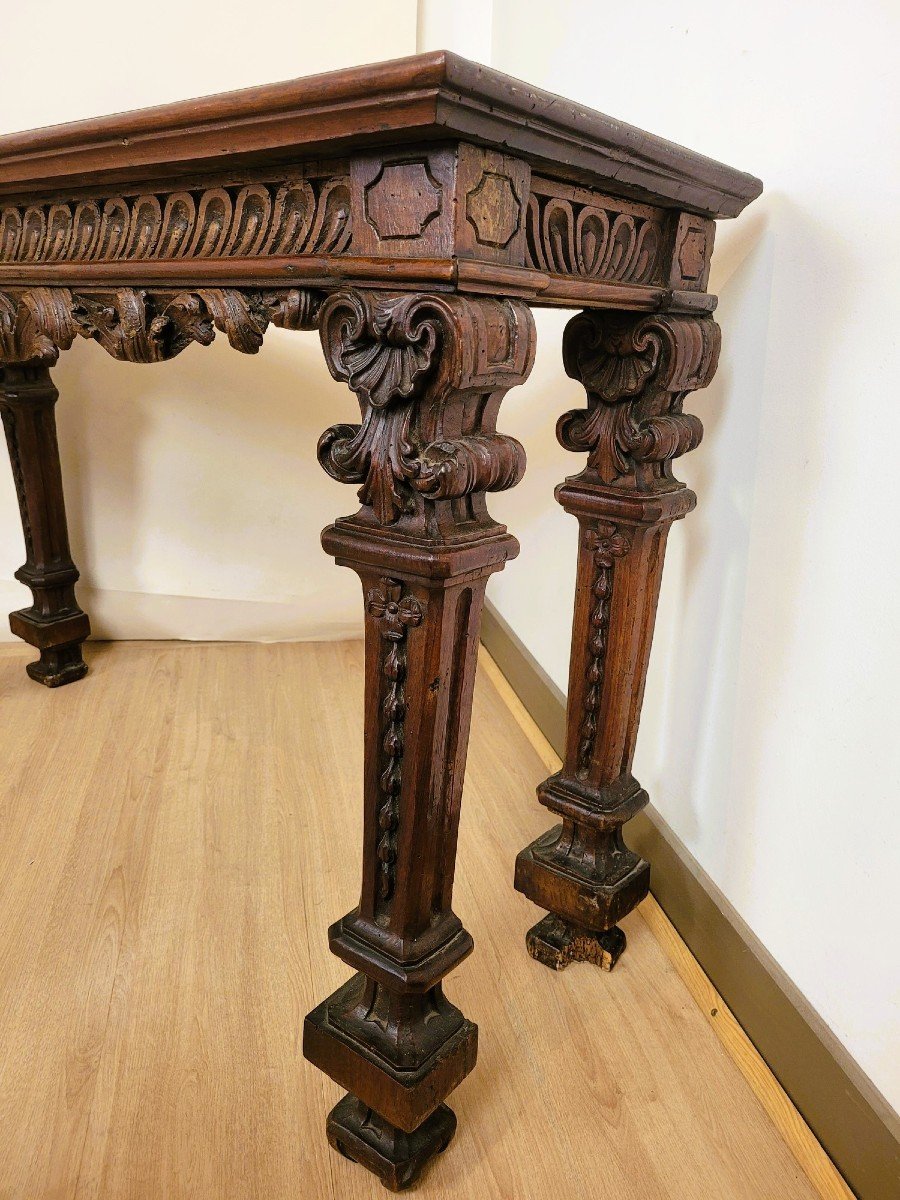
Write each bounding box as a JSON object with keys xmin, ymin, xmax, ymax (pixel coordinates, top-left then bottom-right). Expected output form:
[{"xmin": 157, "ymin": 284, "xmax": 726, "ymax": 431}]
[{"xmin": 479, "ymin": 605, "xmax": 900, "ymax": 1200}]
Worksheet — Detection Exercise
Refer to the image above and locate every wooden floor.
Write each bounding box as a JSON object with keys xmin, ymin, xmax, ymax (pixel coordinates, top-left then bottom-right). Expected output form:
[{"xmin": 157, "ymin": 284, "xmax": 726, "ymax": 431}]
[{"xmin": 0, "ymin": 639, "xmax": 824, "ymax": 1200}]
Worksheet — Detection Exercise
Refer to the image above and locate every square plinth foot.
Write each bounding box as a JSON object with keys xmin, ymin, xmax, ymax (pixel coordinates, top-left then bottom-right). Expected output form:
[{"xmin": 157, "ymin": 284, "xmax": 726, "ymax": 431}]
[
  {"xmin": 304, "ymin": 976, "xmax": 477, "ymax": 1133},
  {"xmin": 327, "ymin": 1093, "xmax": 456, "ymax": 1192},
  {"xmin": 526, "ymin": 914, "xmax": 626, "ymax": 972},
  {"xmin": 9, "ymin": 607, "xmax": 90, "ymax": 687},
  {"xmin": 25, "ymin": 644, "xmax": 88, "ymax": 688},
  {"xmin": 515, "ymin": 828, "xmax": 650, "ymax": 931}
]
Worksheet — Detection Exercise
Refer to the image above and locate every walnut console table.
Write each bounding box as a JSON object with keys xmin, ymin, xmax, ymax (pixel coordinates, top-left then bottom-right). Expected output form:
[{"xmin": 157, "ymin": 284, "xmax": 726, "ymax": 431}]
[{"xmin": 0, "ymin": 53, "xmax": 761, "ymax": 1190}]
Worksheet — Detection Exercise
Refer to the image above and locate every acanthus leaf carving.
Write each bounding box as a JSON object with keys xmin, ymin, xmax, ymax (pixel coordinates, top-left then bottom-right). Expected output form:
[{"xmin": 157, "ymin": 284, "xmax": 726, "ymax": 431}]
[
  {"xmin": 318, "ymin": 405, "xmax": 418, "ymax": 526},
  {"xmin": 317, "ymin": 291, "xmax": 441, "ymax": 523},
  {"xmin": 412, "ymin": 434, "xmax": 526, "ymax": 500},
  {"xmin": 196, "ymin": 288, "xmax": 268, "ymax": 354},
  {"xmin": 72, "ymin": 288, "xmax": 215, "ymax": 362},
  {"xmin": 317, "ymin": 289, "xmax": 534, "ymax": 527},
  {"xmin": 0, "ymin": 287, "xmax": 78, "ymax": 366},
  {"xmin": 0, "ymin": 287, "xmax": 323, "ymax": 367},
  {"xmin": 558, "ymin": 310, "xmax": 719, "ymax": 486}
]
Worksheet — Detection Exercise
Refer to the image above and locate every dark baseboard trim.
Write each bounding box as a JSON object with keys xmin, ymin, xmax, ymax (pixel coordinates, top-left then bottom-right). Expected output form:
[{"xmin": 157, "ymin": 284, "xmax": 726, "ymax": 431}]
[{"xmin": 481, "ymin": 602, "xmax": 900, "ymax": 1200}]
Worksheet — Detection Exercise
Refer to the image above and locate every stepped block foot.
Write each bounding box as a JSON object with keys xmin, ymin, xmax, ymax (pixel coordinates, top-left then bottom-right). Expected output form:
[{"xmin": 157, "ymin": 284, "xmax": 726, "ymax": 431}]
[
  {"xmin": 23, "ymin": 642, "xmax": 88, "ymax": 687},
  {"xmin": 326, "ymin": 1094, "xmax": 456, "ymax": 1191},
  {"xmin": 525, "ymin": 913, "xmax": 626, "ymax": 972}
]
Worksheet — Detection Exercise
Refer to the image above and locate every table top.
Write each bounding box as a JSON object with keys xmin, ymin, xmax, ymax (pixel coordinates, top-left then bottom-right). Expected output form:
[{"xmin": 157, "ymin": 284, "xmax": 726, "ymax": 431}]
[{"xmin": 0, "ymin": 52, "xmax": 760, "ymax": 219}]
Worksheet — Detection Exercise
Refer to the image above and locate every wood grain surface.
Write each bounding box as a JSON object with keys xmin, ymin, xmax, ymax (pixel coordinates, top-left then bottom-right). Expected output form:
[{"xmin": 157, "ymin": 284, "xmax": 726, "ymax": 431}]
[
  {"xmin": 0, "ymin": 639, "xmax": 824, "ymax": 1199},
  {"xmin": 0, "ymin": 52, "xmax": 761, "ymax": 216}
]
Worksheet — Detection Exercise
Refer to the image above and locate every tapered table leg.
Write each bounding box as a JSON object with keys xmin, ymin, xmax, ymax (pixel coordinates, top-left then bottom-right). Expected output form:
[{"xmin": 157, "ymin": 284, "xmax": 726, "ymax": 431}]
[
  {"xmin": 303, "ymin": 289, "xmax": 535, "ymax": 1189},
  {"xmin": 0, "ymin": 363, "xmax": 89, "ymax": 686},
  {"xmin": 515, "ymin": 310, "xmax": 720, "ymax": 970}
]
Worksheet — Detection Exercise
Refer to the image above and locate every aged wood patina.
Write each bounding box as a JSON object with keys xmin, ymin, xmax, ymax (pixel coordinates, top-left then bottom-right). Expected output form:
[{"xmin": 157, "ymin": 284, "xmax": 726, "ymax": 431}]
[{"xmin": 0, "ymin": 52, "xmax": 761, "ymax": 1190}]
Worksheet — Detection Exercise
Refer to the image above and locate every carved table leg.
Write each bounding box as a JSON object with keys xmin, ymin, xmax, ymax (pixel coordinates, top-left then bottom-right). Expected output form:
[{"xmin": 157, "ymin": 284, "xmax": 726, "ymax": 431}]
[
  {"xmin": 303, "ymin": 289, "xmax": 534, "ymax": 1189},
  {"xmin": 0, "ymin": 284, "xmax": 321, "ymax": 685},
  {"xmin": 515, "ymin": 310, "xmax": 720, "ymax": 970},
  {"xmin": 0, "ymin": 363, "xmax": 89, "ymax": 686}
]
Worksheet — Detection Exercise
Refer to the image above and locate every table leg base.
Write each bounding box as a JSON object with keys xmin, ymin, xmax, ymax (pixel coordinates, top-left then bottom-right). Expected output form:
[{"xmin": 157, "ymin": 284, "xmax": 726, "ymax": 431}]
[
  {"xmin": 9, "ymin": 607, "xmax": 90, "ymax": 687},
  {"xmin": 326, "ymin": 1093, "xmax": 456, "ymax": 1192},
  {"xmin": 525, "ymin": 914, "xmax": 626, "ymax": 972},
  {"xmin": 24, "ymin": 644, "xmax": 88, "ymax": 688}
]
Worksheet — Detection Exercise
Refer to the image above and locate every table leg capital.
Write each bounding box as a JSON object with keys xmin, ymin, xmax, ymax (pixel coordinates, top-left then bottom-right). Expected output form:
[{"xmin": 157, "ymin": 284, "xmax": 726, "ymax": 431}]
[{"xmin": 559, "ymin": 308, "xmax": 719, "ymax": 490}]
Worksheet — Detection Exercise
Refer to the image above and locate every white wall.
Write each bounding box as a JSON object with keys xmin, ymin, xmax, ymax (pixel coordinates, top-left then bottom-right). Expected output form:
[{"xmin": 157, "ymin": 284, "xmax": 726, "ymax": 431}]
[
  {"xmin": 1, "ymin": 0, "xmax": 897, "ymax": 1114},
  {"xmin": 447, "ymin": 0, "xmax": 899, "ymax": 1110},
  {"xmin": 0, "ymin": 0, "xmax": 418, "ymax": 641}
]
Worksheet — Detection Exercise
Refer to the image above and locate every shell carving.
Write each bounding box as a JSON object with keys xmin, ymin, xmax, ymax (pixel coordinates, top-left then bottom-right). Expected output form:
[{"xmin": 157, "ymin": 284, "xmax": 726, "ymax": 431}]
[
  {"xmin": 558, "ymin": 311, "xmax": 718, "ymax": 485},
  {"xmin": 317, "ymin": 292, "xmax": 443, "ymax": 523},
  {"xmin": 340, "ymin": 295, "xmax": 439, "ymax": 410}
]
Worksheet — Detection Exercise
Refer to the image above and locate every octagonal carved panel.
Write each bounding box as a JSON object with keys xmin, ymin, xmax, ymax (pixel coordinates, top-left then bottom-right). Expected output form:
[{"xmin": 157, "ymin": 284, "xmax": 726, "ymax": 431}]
[{"xmin": 364, "ymin": 161, "xmax": 443, "ymax": 241}]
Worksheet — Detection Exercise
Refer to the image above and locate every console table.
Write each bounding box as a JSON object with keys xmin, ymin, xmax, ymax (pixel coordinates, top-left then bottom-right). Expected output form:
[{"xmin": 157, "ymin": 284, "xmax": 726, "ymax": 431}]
[{"xmin": 0, "ymin": 52, "xmax": 761, "ymax": 1190}]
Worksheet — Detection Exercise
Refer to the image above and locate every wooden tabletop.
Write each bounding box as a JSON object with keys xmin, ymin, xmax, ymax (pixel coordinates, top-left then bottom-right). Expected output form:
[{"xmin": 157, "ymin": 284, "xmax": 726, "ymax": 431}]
[{"xmin": 0, "ymin": 52, "xmax": 761, "ymax": 217}]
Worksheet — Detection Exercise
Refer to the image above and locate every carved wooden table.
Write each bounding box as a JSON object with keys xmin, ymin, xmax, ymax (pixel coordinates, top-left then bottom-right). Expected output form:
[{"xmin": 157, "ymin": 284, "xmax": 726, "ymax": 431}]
[{"xmin": 0, "ymin": 52, "xmax": 761, "ymax": 1190}]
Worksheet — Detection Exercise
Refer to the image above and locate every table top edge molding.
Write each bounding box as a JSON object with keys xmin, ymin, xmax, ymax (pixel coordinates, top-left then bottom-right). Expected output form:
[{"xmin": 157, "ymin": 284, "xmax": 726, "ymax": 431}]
[{"xmin": 0, "ymin": 51, "xmax": 762, "ymax": 219}]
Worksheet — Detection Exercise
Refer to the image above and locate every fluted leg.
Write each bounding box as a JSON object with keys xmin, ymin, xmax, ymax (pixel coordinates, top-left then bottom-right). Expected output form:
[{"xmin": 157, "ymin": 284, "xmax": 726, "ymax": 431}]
[
  {"xmin": 515, "ymin": 310, "xmax": 720, "ymax": 970},
  {"xmin": 303, "ymin": 289, "xmax": 535, "ymax": 1189},
  {"xmin": 0, "ymin": 364, "xmax": 89, "ymax": 686}
]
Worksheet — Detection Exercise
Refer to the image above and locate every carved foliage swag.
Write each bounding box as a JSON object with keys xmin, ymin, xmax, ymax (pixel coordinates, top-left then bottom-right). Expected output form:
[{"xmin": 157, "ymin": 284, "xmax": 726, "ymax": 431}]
[{"xmin": 0, "ymin": 286, "xmax": 321, "ymax": 369}]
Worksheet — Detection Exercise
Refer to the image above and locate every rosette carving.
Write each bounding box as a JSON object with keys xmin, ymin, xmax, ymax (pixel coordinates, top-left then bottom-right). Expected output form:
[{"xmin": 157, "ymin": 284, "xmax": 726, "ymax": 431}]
[
  {"xmin": 317, "ymin": 290, "xmax": 534, "ymax": 526},
  {"xmin": 558, "ymin": 311, "xmax": 720, "ymax": 486}
]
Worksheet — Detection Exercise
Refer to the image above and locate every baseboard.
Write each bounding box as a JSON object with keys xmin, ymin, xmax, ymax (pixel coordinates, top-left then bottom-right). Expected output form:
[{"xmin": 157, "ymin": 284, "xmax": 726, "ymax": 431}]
[
  {"xmin": 481, "ymin": 601, "xmax": 900, "ymax": 1200},
  {"xmin": 0, "ymin": 580, "xmax": 362, "ymax": 644}
]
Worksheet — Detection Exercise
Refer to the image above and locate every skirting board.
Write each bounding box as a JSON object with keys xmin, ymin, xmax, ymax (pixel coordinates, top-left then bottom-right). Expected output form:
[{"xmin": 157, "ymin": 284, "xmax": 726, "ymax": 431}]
[{"xmin": 481, "ymin": 601, "xmax": 900, "ymax": 1200}]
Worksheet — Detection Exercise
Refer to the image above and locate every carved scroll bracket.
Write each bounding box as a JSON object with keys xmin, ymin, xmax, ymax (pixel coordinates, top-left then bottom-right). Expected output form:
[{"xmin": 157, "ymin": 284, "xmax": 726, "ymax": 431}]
[
  {"xmin": 316, "ymin": 289, "xmax": 535, "ymax": 529},
  {"xmin": 557, "ymin": 310, "xmax": 720, "ymax": 489},
  {"xmin": 0, "ymin": 286, "xmax": 323, "ymax": 369}
]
